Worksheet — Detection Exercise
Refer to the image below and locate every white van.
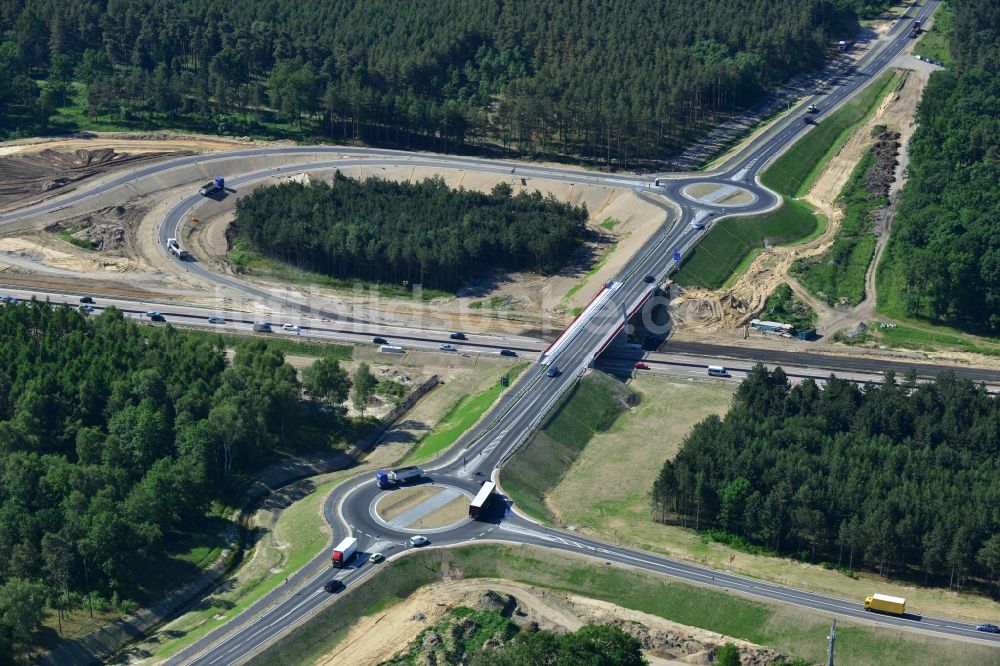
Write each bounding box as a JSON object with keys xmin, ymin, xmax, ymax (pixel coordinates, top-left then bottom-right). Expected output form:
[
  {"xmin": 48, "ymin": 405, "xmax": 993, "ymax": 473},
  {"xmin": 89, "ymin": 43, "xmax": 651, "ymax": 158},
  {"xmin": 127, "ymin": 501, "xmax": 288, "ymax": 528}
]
[
  {"xmin": 707, "ymin": 365, "xmax": 728, "ymax": 377},
  {"xmin": 379, "ymin": 344, "xmax": 405, "ymax": 353}
]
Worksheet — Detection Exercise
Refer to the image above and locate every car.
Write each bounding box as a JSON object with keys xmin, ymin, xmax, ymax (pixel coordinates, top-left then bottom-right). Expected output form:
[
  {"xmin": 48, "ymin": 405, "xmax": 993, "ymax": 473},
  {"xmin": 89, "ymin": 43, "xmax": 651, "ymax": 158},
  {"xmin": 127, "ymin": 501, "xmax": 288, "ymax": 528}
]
[
  {"xmin": 79, "ymin": 296, "xmax": 94, "ymax": 304},
  {"xmin": 409, "ymin": 535, "xmax": 429, "ymax": 547},
  {"xmin": 1, "ymin": 296, "xmax": 18, "ymax": 305},
  {"xmin": 643, "ymin": 275, "xmax": 656, "ymax": 283},
  {"xmin": 369, "ymin": 552, "xmax": 385, "ymax": 564},
  {"xmin": 634, "ymin": 361, "xmax": 649, "ymax": 370},
  {"xmin": 807, "ymin": 104, "xmax": 818, "ymax": 113},
  {"xmin": 546, "ymin": 365, "xmax": 560, "ymax": 378},
  {"xmin": 145, "ymin": 311, "xmax": 161, "ymax": 318},
  {"xmin": 449, "ymin": 332, "xmax": 467, "ymax": 340},
  {"xmin": 149, "ymin": 313, "xmax": 166, "ymax": 322},
  {"xmin": 79, "ymin": 304, "xmax": 94, "ymax": 313},
  {"xmin": 803, "ymin": 117, "xmax": 814, "ymax": 125},
  {"xmin": 976, "ymin": 624, "xmax": 1000, "ymax": 633},
  {"xmin": 207, "ymin": 316, "xmax": 225, "ymax": 324},
  {"xmin": 282, "ymin": 323, "xmax": 300, "ymax": 332},
  {"xmin": 323, "ymin": 579, "xmax": 345, "ymax": 593},
  {"xmin": 499, "ymin": 349, "xmax": 518, "ymax": 357},
  {"xmin": 439, "ymin": 343, "xmax": 457, "ymax": 352},
  {"xmin": 372, "ymin": 336, "xmax": 388, "ymax": 344},
  {"xmin": 691, "ymin": 221, "xmax": 705, "ymax": 230},
  {"xmin": 252, "ymin": 322, "xmax": 272, "ymax": 333}
]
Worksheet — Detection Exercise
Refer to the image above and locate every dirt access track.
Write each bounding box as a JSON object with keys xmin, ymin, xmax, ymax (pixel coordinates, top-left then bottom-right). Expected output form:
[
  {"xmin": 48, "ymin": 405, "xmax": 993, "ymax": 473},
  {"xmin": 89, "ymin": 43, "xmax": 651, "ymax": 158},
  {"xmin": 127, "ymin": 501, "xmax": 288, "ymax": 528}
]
[{"xmin": 0, "ymin": 135, "xmax": 666, "ymax": 338}]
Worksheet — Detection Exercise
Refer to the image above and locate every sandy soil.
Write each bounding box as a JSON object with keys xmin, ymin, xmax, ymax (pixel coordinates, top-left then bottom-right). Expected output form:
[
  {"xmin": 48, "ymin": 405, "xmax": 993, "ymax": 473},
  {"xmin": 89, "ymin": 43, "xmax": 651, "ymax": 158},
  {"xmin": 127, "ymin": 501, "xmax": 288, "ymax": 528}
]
[
  {"xmin": 406, "ymin": 496, "xmax": 469, "ymax": 530},
  {"xmin": 317, "ymin": 580, "xmax": 784, "ymax": 666},
  {"xmin": 189, "ymin": 164, "xmax": 667, "ymax": 335},
  {"xmin": 377, "ymin": 486, "xmax": 442, "ymax": 521}
]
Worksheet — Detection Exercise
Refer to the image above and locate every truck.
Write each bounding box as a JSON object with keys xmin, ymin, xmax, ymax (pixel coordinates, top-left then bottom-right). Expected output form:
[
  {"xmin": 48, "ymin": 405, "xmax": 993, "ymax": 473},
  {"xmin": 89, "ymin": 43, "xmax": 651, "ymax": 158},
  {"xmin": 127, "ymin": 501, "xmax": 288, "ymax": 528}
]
[
  {"xmin": 166, "ymin": 238, "xmax": 189, "ymax": 260},
  {"xmin": 330, "ymin": 537, "xmax": 358, "ymax": 568},
  {"xmin": 469, "ymin": 481, "xmax": 498, "ymax": 520},
  {"xmin": 864, "ymin": 593, "xmax": 906, "ymax": 616},
  {"xmin": 375, "ymin": 466, "xmax": 423, "ymax": 489},
  {"xmin": 379, "ymin": 344, "xmax": 405, "ymax": 353},
  {"xmin": 199, "ymin": 176, "xmax": 225, "ymax": 196}
]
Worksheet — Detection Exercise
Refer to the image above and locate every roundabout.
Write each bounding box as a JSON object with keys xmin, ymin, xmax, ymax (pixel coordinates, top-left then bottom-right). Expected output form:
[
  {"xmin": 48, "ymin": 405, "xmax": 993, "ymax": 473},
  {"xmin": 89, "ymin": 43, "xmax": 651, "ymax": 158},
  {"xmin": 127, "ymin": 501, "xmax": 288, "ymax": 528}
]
[
  {"xmin": 680, "ymin": 182, "xmax": 758, "ymax": 207},
  {"xmin": 370, "ymin": 483, "xmax": 474, "ymax": 533}
]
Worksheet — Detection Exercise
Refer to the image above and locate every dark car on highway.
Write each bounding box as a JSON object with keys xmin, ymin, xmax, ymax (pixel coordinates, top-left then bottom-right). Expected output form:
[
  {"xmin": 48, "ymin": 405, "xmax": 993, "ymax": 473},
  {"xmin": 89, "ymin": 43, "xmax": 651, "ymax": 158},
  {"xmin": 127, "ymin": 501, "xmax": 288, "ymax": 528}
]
[
  {"xmin": 644, "ymin": 275, "xmax": 656, "ymax": 283},
  {"xmin": 977, "ymin": 624, "xmax": 1000, "ymax": 633},
  {"xmin": 149, "ymin": 313, "xmax": 165, "ymax": 322},
  {"xmin": 500, "ymin": 349, "xmax": 517, "ymax": 357},
  {"xmin": 372, "ymin": 336, "xmax": 388, "ymax": 344},
  {"xmin": 79, "ymin": 296, "xmax": 94, "ymax": 304},
  {"xmin": 323, "ymin": 579, "xmax": 345, "ymax": 593},
  {"xmin": 449, "ymin": 332, "xmax": 467, "ymax": 340}
]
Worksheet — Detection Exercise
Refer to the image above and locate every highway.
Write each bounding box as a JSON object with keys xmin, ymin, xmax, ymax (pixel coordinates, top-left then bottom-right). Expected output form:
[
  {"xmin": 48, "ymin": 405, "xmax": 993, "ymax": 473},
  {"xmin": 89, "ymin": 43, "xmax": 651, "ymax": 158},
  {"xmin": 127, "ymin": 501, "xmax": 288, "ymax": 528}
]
[{"xmin": 7, "ymin": 1, "xmax": 995, "ymax": 662}]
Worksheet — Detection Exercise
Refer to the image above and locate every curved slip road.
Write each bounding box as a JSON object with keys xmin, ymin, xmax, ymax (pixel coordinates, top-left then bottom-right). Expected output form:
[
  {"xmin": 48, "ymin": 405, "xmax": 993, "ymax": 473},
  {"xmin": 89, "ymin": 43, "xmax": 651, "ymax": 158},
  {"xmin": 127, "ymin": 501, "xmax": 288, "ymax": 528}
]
[{"xmin": 11, "ymin": 3, "xmax": 993, "ymax": 662}]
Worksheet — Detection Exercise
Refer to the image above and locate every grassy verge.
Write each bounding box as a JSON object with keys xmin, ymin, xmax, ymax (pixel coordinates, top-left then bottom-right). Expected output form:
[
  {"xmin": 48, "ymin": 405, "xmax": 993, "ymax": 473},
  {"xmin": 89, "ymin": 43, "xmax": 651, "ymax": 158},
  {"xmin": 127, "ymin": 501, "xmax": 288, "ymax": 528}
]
[
  {"xmin": 562, "ymin": 236, "xmax": 625, "ymax": 305},
  {"xmin": 229, "ymin": 237, "xmax": 452, "ymax": 302},
  {"xmin": 501, "ymin": 372, "xmax": 634, "ymax": 523},
  {"xmin": 913, "ymin": 3, "xmax": 953, "ymax": 65},
  {"xmin": 873, "ymin": 323, "xmax": 1000, "ymax": 357},
  {"xmin": 541, "ymin": 373, "xmax": 1000, "ymax": 625},
  {"xmin": 791, "ymin": 149, "xmax": 882, "ymax": 305},
  {"xmin": 400, "ymin": 362, "xmax": 528, "ymax": 465},
  {"xmin": 144, "ymin": 473, "xmax": 353, "ymax": 659},
  {"xmin": 758, "ymin": 283, "xmax": 817, "ymax": 330},
  {"xmin": 158, "ymin": 325, "xmax": 353, "ymax": 360},
  {"xmin": 249, "ymin": 544, "xmax": 998, "ymax": 666},
  {"xmin": 761, "ymin": 70, "xmax": 901, "ymax": 197},
  {"xmin": 673, "ymin": 199, "xmax": 821, "ymax": 289},
  {"xmin": 599, "ymin": 217, "xmax": 620, "ymax": 231}
]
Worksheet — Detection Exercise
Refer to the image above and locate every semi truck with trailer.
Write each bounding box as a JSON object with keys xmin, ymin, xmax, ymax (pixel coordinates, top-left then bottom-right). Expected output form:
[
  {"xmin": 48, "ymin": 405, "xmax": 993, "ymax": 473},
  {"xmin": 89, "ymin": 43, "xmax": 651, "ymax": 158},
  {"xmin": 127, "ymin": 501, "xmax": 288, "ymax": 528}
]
[
  {"xmin": 330, "ymin": 537, "xmax": 358, "ymax": 568},
  {"xmin": 469, "ymin": 481, "xmax": 498, "ymax": 520},
  {"xmin": 375, "ymin": 466, "xmax": 423, "ymax": 489},
  {"xmin": 199, "ymin": 176, "xmax": 225, "ymax": 196},
  {"xmin": 864, "ymin": 593, "xmax": 905, "ymax": 616}
]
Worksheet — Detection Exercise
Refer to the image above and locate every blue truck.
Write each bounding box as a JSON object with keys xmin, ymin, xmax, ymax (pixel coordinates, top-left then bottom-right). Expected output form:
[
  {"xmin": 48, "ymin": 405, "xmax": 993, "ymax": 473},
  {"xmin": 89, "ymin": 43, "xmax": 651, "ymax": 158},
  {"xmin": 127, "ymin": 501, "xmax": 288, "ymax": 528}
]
[{"xmin": 375, "ymin": 466, "xmax": 424, "ymax": 489}]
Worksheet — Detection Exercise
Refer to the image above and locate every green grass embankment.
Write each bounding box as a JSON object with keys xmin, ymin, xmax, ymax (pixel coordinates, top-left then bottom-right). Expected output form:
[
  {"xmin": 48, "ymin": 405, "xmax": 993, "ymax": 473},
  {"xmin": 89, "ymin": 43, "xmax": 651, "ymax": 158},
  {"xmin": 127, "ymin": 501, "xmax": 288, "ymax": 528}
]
[
  {"xmin": 791, "ymin": 149, "xmax": 881, "ymax": 305},
  {"xmin": 913, "ymin": 3, "xmax": 954, "ymax": 65},
  {"xmin": 673, "ymin": 200, "xmax": 822, "ymax": 289},
  {"xmin": 675, "ymin": 69, "xmax": 901, "ymax": 290},
  {"xmin": 248, "ymin": 544, "xmax": 999, "ymax": 666},
  {"xmin": 401, "ymin": 362, "xmax": 528, "ymax": 465},
  {"xmin": 762, "ymin": 70, "xmax": 902, "ymax": 197},
  {"xmin": 501, "ymin": 372, "xmax": 634, "ymax": 522}
]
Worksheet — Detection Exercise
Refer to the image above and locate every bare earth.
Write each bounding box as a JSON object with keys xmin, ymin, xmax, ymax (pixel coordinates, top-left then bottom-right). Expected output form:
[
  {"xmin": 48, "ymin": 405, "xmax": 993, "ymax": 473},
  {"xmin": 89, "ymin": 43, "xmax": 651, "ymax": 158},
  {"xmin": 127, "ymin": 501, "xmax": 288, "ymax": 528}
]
[{"xmin": 317, "ymin": 580, "xmax": 784, "ymax": 666}]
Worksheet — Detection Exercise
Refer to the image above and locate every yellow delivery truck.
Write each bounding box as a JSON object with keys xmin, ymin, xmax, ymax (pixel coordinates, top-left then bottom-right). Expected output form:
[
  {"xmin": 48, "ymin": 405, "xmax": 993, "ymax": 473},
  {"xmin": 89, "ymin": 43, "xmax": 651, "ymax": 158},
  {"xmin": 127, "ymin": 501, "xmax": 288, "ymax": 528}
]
[{"xmin": 864, "ymin": 593, "xmax": 906, "ymax": 616}]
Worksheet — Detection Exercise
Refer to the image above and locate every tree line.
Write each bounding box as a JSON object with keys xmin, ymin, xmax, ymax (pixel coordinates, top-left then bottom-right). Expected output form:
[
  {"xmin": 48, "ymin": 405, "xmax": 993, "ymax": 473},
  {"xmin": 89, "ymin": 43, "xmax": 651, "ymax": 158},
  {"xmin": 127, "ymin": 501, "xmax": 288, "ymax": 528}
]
[
  {"xmin": 0, "ymin": 0, "xmax": 890, "ymax": 167},
  {"xmin": 878, "ymin": 0, "xmax": 1000, "ymax": 331},
  {"xmin": 233, "ymin": 173, "xmax": 588, "ymax": 292},
  {"xmin": 652, "ymin": 366, "xmax": 1000, "ymax": 594},
  {"xmin": 0, "ymin": 301, "xmax": 355, "ymax": 656}
]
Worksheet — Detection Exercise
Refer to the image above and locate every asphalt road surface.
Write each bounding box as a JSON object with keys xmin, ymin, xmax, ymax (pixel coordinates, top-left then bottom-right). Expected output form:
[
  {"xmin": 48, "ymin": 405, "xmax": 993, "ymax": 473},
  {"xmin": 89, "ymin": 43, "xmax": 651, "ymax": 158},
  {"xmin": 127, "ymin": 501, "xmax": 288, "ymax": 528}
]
[{"xmin": 10, "ymin": 2, "xmax": 994, "ymax": 662}]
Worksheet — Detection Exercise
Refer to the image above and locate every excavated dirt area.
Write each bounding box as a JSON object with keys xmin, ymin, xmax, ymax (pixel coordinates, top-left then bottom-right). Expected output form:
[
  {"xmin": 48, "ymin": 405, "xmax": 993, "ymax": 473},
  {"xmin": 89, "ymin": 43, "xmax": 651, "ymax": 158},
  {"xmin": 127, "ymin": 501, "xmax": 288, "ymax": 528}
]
[
  {"xmin": 0, "ymin": 147, "xmax": 187, "ymax": 213},
  {"xmin": 189, "ymin": 164, "xmax": 666, "ymax": 337},
  {"xmin": 667, "ymin": 45, "xmax": 986, "ymax": 365},
  {"xmin": 319, "ymin": 581, "xmax": 787, "ymax": 666}
]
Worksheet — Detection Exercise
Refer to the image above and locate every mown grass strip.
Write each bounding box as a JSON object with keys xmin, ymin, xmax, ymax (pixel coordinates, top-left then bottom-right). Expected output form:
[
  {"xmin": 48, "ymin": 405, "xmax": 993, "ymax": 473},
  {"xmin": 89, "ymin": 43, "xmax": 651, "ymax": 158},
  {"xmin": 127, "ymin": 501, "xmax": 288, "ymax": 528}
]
[
  {"xmin": 250, "ymin": 544, "xmax": 996, "ymax": 666},
  {"xmin": 673, "ymin": 199, "xmax": 820, "ymax": 289},
  {"xmin": 150, "ymin": 473, "xmax": 351, "ymax": 659},
  {"xmin": 502, "ymin": 372, "xmax": 634, "ymax": 523},
  {"xmin": 761, "ymin": 70, "xmax": 901, "ymax": 197}
]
